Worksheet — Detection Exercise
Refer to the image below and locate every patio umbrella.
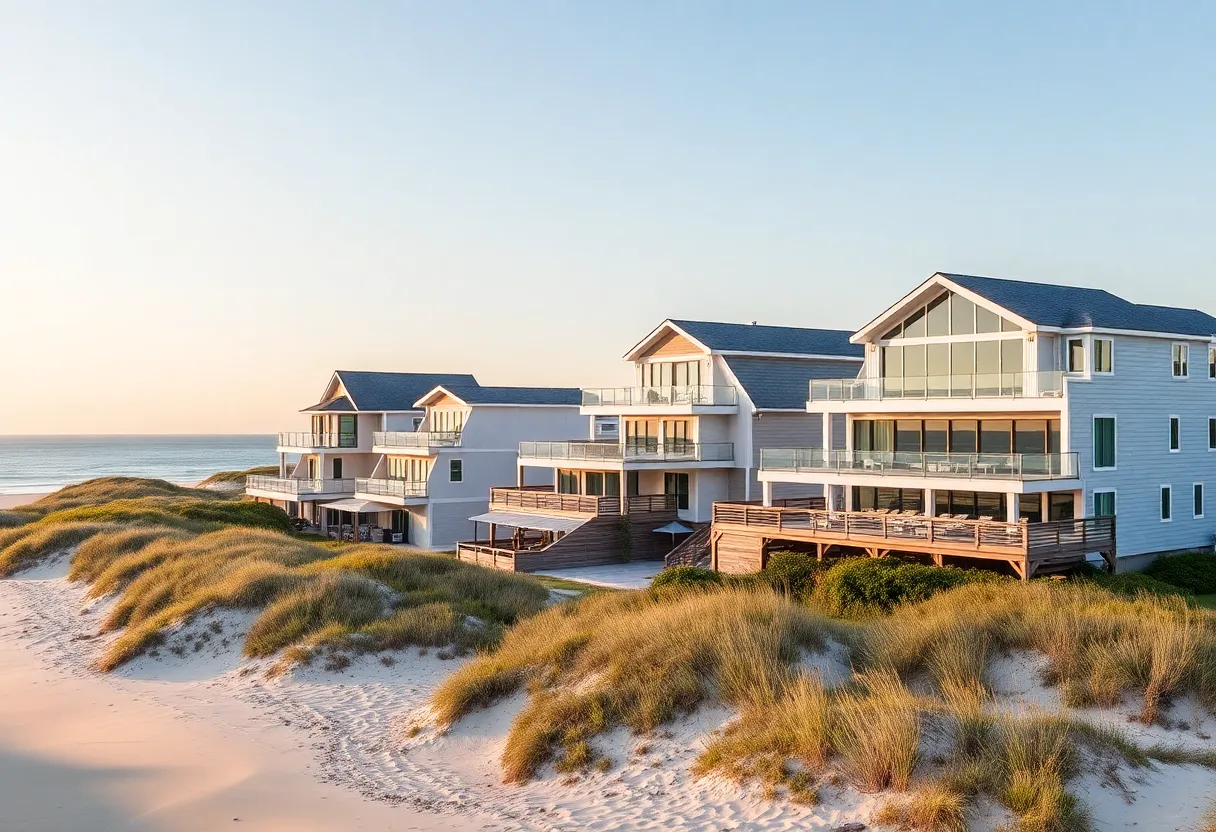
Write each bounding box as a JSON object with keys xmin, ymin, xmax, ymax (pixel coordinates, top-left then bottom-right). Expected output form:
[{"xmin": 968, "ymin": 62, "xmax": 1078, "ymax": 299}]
[{"xmin": 653, "ymin": 520, "xmax": 694, "ymax": 548}]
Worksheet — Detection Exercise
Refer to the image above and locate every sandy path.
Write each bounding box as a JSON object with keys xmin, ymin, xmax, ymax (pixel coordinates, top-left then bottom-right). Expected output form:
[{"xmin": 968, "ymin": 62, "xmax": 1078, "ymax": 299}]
[{"xmin": 0, "ymin": 568, "xmax": 493, "ymax": 832}]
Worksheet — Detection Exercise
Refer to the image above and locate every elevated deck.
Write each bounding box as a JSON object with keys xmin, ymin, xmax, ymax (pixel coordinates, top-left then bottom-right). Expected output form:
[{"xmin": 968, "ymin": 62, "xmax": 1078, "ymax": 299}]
[{"xmin": 710, "ymin": 503, "xmax": 1115, "ymax": 580}]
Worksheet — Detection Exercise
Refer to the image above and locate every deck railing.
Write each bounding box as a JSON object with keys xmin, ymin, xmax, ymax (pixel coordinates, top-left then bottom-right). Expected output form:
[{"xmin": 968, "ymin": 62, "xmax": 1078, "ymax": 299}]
[
  {"xmin": 759, "ymin": 449, "xmax": 1080, "ymax": 480},
  {"xmin": 276, "ymin": 431, "xmax": 359, "ymax": 449},
  {"xmin": 809, "ymin": 371, "xmax": 1065, "ymax": 402},
  {"xmin": 519, "ymin": 440, "xmax": 734, "ymax": 463},
  {"xmin": 245, "ymin": 476, "xmax": 356, "ymax": 495},
  {"xmin": 355, "ymin": 478, "xmax": 429, "ymax": 499},
  {"xmin": 489, "ymin": 486, "xmax": 619, "ymax": 516},
  {"xmin": 372, "ymin": 431, "xmax": 461, "ymax": 449},
  {"xmin": 581, "ymin": 385, "xmax": 738, "ymax": 407}
]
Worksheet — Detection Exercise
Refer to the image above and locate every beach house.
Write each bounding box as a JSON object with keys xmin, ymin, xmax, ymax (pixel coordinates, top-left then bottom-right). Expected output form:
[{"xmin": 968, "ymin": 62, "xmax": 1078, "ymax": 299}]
[
  {"xmin": 457, "ymin": 319, "xmax": 863, "ymax": 571},
  {"xmin": 712, "ymin": 272, "xmax": 1216, "ymax": 577},
  {"xmin": 246, "ymin": 371, "xmax": 585, "ymax": 548}
]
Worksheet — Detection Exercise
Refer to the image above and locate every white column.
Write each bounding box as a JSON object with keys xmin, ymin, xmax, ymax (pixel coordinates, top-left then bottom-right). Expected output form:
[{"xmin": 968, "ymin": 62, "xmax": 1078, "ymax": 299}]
[
  {"xmin": 826, "ymin": 485, "xmax": 838, "ymax": 513},
  {"xmin": 1007, "ymin": 493, "xmax": 1020, "ymax": 523},
  {"xmin": 279, "ymin": 452, "xmax": 286, "ymax": 477},
  {"xmin": 821, "ymin": 412, "xmax": 832, "ymax": 453},
  {"xmin": 1041, "ymin": 493, "xmax": 1049, "ymax": 521},
  {"xmin": 843, "ymin": 485, "xmax": 854, "ymax": 511},
  {"xmin": 762, "ymin": 480, "xmax": 773, "ymax": 507},
  {"xmin": 744, "ymin": 468, "xmax": 751, "ymax": 502},
  {"xmin": 924, "ymin": 488, "xmax": 936, "ymax": 516}
]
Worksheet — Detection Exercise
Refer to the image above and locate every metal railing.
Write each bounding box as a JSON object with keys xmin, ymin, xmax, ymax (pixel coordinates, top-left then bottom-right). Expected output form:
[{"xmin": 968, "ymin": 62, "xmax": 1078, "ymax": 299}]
[
  {"xmin": 809, "ymin": 371, "xmax": 1065, "ymax": 402},
  {"xmin": 580, "ymin": 385, "xmax": 738, "ymax": 407},
  {"xmin": 276, "ymin": 432, "xmax": 360, "ymax": 449},
  {"xmin": 355, "ymin": 478, "xmax": 429, "ymax": 499},
  {"xmin": 519, "ymin": 440, "xmax": 735, "ymax": 463},
  {"xmin": 245, "ymin": 476, "xmax": 356, "ymax": 495},
  {"xmin": 759, "ymin": 449, "xmax": 1080, "ymax": 480},
  {"xmin": 372, "ymin": 431, "xmax": 461, "ymax": 448}
]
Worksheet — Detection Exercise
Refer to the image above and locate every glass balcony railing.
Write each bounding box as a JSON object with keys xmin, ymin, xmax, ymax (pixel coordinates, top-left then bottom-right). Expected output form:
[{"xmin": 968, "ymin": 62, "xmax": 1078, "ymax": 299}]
[
  {"xmin": 372, "ymin": 431, "xmax": 461, "ymax": 448},
  {"xmin": 809, "ymin": 371, "xmax": 1065, "ymax": 402},
  {"xmin": 245, "ymin": 476, "xmax": 356, "ymax": 495},
  {"xmin": 580, "ymin": 385, "xmax": 738, "ymax": 407},
  {"xmin": 355, "ymin": 478, "xmax": 429, "ymax": 499},
  {"xmin": 276, "ymin": 432, "xmax": 359, "ymax": 449},
  {"xmin": 759, "ymin": 449, "xmax": 1079, "ymax": 480},
  {"xmin": 520, "ymin": 440, "xmax": 734, "ymax": 463}
]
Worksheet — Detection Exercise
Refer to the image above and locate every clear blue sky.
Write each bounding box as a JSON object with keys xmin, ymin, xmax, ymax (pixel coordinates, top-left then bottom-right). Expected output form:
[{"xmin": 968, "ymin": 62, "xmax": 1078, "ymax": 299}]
[{"xmin": 1, "ymin": 1, "xmax": 1213, "ymax": 433}]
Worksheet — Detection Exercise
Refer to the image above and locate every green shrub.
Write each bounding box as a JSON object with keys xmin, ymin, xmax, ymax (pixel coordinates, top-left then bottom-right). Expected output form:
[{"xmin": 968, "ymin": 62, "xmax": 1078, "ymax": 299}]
[
  {"xmin": 814, "ymin": 557, "xmax": 1002, "ymax": 616},
  {"xmin": 762, "ymin": 550, "xmax": 825, "ymax": 599},
  {"xmin": 651, "ymin": 565, "xmax": 721, "ymax": 590},
  {"xmin": 1145, "ymin": 552, "xmax": 1216, "ymax": 595},
  {"xmin": 1083, "ymin": 570, "xmax": 1193, "ymax": 600}
]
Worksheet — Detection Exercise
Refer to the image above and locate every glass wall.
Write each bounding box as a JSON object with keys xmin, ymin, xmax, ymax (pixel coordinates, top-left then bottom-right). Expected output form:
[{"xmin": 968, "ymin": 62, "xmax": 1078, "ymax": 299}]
[
  {"xmin": 639, "ymin": 361, "xmax": 701, "ymax": 388},
  {"xmin": 852, "ymin": 418, "xmax": 1061, "ymax": 456}
]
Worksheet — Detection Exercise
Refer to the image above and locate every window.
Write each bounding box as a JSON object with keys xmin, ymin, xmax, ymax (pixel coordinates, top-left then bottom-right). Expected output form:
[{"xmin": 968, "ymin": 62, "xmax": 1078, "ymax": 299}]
[
  {"xmin": 338, "ymin": 414, "xmax": 357, "ymax": 448},
  {"xmin": 664, "ymin": 472, "xmax": 690, "ymax": 511},
  {"xmin": 1210, "ymin": 346, "xmax": 1216, "ymax": 379},
  {"xmin": 1173, "ymin": 344, "xmax": 1189, "ymax": 377},
  {"xmin": 1170, "ymin": 416, "xmax": 1181, "ymax": 452},
  {"xmin": 1067, "ymin": 339, "xmax": 1086, "ymax": 373},
  {"xmin": 1093, "ymin": 490, "xmax": 1116, "ymax": 517},
  {"xmin": 412, "ymin": 416, "xmax": 424, "ymax": 430},
  {"xmin": 1094, "ymin": 339, "xmax": 1113, "ymax": 373},
  {"xmin": 1093, "ymin": 417, "xmax": 1116, "ymax": 469},
  {"xmin": 1161, "ymin": 486, "xmax": 1172, "ymax": 522},
  {"xmin": 557, "ymin": 470, "xmax": 580, "ymax": 494},
  {"xmin": 1210, "ymin": 418, "xmax": 1216, "ymax": 450},
  {"xmin": 1195, "ymin": 483, "xmax": 1205, "ymax": 519},
  {"xmin": 332, "ymin": 458, "xmax": 342, "ymax": 479},
  {"xmin": 449, "ymin": 459, "xmax": 463, "ymax": 483}
]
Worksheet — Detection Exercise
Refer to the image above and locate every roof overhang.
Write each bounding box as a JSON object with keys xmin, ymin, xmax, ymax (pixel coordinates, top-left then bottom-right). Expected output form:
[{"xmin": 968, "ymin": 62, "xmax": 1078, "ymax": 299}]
[
  {"xmin": 851, "ymin": 273, "xmax": 1038, "ymax": 344},
  {"xmin": 413, "ymin": 385, "xmax": 470, "ymax": 409},
  {"xmin": 319, "ymin": 498, "xmax": 400, "ymax": 512},
  {"xmin": 622, "ymin": 320, "xmax": 712, "ymax": 361}
]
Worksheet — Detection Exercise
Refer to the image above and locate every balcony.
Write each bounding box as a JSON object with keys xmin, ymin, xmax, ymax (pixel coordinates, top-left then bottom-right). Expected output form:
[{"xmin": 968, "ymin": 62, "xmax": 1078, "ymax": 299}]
[
  {"xmin": 809, "ymin": 371, "xmax": 1065, "ymax": 402},
  {"xmin": 245, "ymin": 476, "xmax": 356, "ymax": 497},
  {"xmin": 580, "ymin": 385, "xmax": 738, "ymax": 411},
  {"xmin": 519, "ymin": 440, "xmax": 735, "ymax": 464},
  {"xmin": 372, "ymin": 431, "xmax": 461, "ymax": 452},
  {"xmin": 355, "ymin": 478, "xmax": 429, "ymax": 500},
  {"xmin": 276, "ymin": 432, "xmax": 360, "ymax": 451},
  {"xmin": 759, "ymin": 449, "xmax": 1080, "ymax": 481},
  {"xmin": 488, "ymin": 486, "xmax": 679, "ymax": 518}
]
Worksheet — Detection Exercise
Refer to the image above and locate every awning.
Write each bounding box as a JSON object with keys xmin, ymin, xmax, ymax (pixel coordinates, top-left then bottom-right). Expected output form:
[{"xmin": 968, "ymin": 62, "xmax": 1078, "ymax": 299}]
[
  {"xmin": 319, "ymin": 498, "xmax": 400, "ymax": 512},
  {"xmin": 468, "ymin": 510, "xmax": 588, "ymax": 534}
]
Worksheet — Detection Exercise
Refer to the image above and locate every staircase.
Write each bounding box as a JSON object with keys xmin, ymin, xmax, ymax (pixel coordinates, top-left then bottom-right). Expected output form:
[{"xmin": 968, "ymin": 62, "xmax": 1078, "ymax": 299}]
[{"xmin": 664, "ymin": 524, "xmax": 712, "ymax": 568}]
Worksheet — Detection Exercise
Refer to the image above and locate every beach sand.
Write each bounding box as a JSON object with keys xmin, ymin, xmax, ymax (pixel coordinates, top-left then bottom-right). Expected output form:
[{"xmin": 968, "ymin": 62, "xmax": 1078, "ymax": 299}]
[{"xmin": 0, "ymin": 493, "xmax": 40, "ymax": 510}]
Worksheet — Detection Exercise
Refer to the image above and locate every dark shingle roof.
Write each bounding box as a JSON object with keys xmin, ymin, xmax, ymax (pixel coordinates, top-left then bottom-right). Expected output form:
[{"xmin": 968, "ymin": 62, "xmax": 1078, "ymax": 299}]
[
  {"xmin": 724, "ymin": 357, "xmax": 861, "ymax": 410},
  {"xmin": 299, "ymin": 395, "xmax": 356, "ymax": 413},
  {"xmin": 424, "ymin": 382, "xmax": 581, "ymax": 407},
  {"xmin": 326, "ymin": 371, "xmax": 479, "ymax": 412},
  {"xmin": 943, "ymin": 274, "xmax": 1216, "ymax": 337},
  {"xmin": 669, "ymin": 320, "xmax": 863, "ymax": 358}
]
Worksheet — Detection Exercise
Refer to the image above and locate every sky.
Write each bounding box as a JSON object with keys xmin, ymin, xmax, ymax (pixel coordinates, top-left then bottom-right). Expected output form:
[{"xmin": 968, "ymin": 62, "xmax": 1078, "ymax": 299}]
[{"xmin": 1, "ymin": 1, "xmax": 1214, "ymax": 434}]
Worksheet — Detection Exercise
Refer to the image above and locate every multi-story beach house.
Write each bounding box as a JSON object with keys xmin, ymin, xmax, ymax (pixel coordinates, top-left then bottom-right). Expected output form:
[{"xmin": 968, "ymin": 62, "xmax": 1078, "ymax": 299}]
[
  {"xmin": 456, "ymin": 320, "xmax": 863, "ymax": 572},
  {"xmin": 246, "ymin": 371, "xmax": 585, "ymax": 549},
  {"xmin": 713, "ymin": 272, "xmax": 1216, "ymax": 577}
]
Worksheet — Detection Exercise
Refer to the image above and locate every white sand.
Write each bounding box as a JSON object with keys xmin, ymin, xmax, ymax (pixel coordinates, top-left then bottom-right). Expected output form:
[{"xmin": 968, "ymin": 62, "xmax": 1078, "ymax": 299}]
[
  {"xmin": 2, "ymin": 558, "xmax": 1213, "ymax": 832},
  {"xmin": 0, "ymin": 492, "xmax": 40, "ymax": 510}
]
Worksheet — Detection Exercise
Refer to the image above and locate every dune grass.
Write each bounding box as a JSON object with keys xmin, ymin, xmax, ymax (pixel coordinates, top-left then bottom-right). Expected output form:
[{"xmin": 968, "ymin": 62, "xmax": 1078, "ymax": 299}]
[
  {"xmin": 0, "ymin": 522, "xmax": 114, "ymax": 575},
  {"xmin": 195, "ymin": 465, "xmax": 278, "ymax": 487},
  {"xmin": 15, "ymin": 477, "xmax": 209, "ymax": 513},
  {"xmin": 874, "ymin": 783, "xmax": 967, "ymax": 831},
  {"xmin": 0, "ymin": 509, "xmax": 37, "ymax": 529}
]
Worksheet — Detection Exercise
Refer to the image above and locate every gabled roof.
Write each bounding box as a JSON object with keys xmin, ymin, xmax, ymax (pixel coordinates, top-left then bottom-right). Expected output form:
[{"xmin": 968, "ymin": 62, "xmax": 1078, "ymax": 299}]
[
  {"xmin": 414, "ymin": 382, "xmax": 581, "ymax": 408},
  {"xmin": 626, "ymin": 319, "xmax": 864, "ymax": 360},
  {"xmin": 299, "ymin": 395, "xmax": 356, "ymax": 413},
  {"xmin": 944, "ymin": 274, "xmax": 1216, "ymax": 336},
  {"xmin": 723, "ymin": 356, "xmax": 861, "ymax": 410},
  {"xmin": 302, "ymin": 371, "xmax": 479, "ymax": 413}
]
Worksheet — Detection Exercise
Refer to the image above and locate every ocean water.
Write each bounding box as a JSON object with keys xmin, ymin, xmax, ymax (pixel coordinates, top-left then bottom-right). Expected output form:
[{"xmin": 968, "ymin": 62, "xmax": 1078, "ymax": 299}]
[{"xmin": 0, "ymin": 435, "xmax": 278, "ymax": 495}]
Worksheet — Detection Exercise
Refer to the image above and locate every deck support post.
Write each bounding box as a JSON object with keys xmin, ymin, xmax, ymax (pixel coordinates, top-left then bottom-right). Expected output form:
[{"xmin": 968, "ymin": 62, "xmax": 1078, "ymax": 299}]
[
  {"xmin": 924, "ymin": 488, "xmax": 935, "ymax": 517},
  {"xmin": 762, "ymin": 480, "xmax": 773, "ymax": 508},
  {"xmin": 1007, "ymin": 493, "xmax": 1020, "ymax": 524}
]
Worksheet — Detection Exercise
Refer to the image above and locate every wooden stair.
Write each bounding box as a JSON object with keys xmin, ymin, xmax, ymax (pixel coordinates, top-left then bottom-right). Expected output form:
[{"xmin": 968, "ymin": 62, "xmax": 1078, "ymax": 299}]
[{"xmin": 664, "ymin": 524, "xmax": 711, "ymax": 568}]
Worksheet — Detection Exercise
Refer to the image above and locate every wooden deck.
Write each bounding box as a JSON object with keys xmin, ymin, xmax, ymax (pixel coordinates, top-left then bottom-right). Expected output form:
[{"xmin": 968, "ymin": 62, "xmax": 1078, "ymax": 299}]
[
  {"xmin": 710, "ymin": 503, "xmax": 1115, "ymax": 580},
  {"xmin": 489, "ymin": 486, "xmax": 677, "ymax": 518}
]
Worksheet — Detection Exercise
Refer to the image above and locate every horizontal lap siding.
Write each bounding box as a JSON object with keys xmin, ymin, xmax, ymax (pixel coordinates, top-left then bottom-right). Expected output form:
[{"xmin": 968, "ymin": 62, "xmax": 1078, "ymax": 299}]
[
  {"xmin": 429, "ymin": 499, "xmax": 487, "ymax": 549},
  {"xmin": 1067, "ymin": 336, "xmax": 1216, "ymax": 558},
  {"xmin": 713, "ymin": 531, "xmax": 764, "ymax": 574},
  {"xmin": 749, "ymin": 411, "xmax": 846, "ymax": 500}
]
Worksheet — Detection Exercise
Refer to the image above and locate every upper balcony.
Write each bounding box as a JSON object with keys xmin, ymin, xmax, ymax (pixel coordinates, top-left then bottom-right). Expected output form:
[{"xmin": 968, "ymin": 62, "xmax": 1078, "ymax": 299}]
[
  {"xmin": 580, "ymin": 385, "xmax": 738, "ymax": 415},
  {"xmin": 519, "ymin": 439, "xmax": 735, "ymax": 467},
  {"xmin": 276, "ymin": 432, "xmax": 362, "ymax": 453},
  {"xmin": 759, "ymin": 448, "xmax": 1080, "ymax": 485},
  {"xmin": 354, "ymin": 478, "xmax": 429, "ymax": 503},
  {"xmin": 245, "ymin": 475, "xmax": 356, "ymax": 499},
  {"xmin": 808, "ymin": 371, "xmax": 1065, "ymax": 411},
  {"xmin": 372, "ymin": 431, "xmax": 462, "ymax": 454}
]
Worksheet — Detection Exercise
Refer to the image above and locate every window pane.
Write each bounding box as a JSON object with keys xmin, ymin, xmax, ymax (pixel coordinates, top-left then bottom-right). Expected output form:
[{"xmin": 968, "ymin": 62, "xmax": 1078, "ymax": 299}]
[
  {"xmin": 1093, "ymin": 491, "xmax": 1115, "ymax": 517},
  {"xmin": 926, "ymin": 294, "xmax": 950, "ymax": 336},
  {"xmin": 1094, "ymin": 339, "xmax": 1113, "ymax": 372},
  {"xmin": 950, "ymin": 295, "xmax": 975, "ymax": 335},
  {"xmin": 904, "ymin": 306, "xmax": 927, "ymax": 338},
  {"xmin": 979, "ymin": 420, "xmax": 1012, "ymax": 454},
  {"xmin": 975, "ymin": 306, "xmax": 1000, "ymax": 333},
  {"xmin": 1068, "ymin": 339, "xmax": 1086, "ymax": 373},
  {"xmin": 1000, "ymin": 317, "xmax": 1021, "ymax": 331},
  {"xmin": 1048, "ymin": 492, "xmax": 1074, "ymax": 521},
  {"xmin": 903, "ymin": 345, "xmax": 926, "ymax": 395},
  {"xmin": 950, "ymin": 420, "xmax": 978, "ymax": 453},
  {"xmin": 1161, "ymin": 487, "xmax": 1171, "ymax": 521},
  {"xmin": 951, "ymin": 342, "xmax": 975, "ymax": 395},
  {"xmin": 896, "ymin": 420, "xmax": 923, "ymax": 452},
  {"xmin": 1048, "ymin": 420, "xmax": 1061, "ymax": 454},
  {"xmin": 1210, "ymin": 347, "xmax": 1215, "ymax": 379},
  {"xmin": 1170, "ymin": 417, "xmax": 1180, "ymax": 450},
  {"xmin": 927, "ymin": 343, "xmax": 949, "ymax": 395},
  {"xmin": 881, "ymin": 346, "xmax": 903, "ymax": 378},
  {"xmin": 605, "ymin": 472, "xmax": 621, "ymax": 498},
  {"xmin": 1210, "ymin": 418, "xmax": 1216, "ymax": 450},
  {"xmin": 585, "ymin": 472, "xmax": 604, "ymax": 496},
  {"xmin": 1093, "ymin": 417, "xmax": 1116, "ymax": 468},
  {"xmin": 872, "ymin": 421, "xmax": 895, "ymax": 452},
  {"xmin": 883, "ymin": 324, "xmax": 902, "ymax": 340},
  {"xmin": 976, "ymin": 340, "xmax": 1000, "ymax": 375},
  {"xmin": 1195, "ymin": 484, "xmax": 1204, "ymax": 517},
  {"xmin": 1014, "ymin": 420, "xmax": 1047, "ymax": 454},
  {"xmin": 977, "ymin": 492, "xmax": 1006, "ymax": 519},
  {"xmin": 853, "ymin": 420, "xmax": 873, "ymax": 452},
  {"xmin": 924, "ymin": 420, "xmax": 948, "ymax": 453}
]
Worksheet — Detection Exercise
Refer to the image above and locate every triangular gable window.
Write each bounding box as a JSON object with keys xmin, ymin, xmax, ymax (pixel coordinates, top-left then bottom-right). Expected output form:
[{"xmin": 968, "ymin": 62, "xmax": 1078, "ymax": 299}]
[{"xmin": 882, "ymin": 291, "xmax": 1019, "ymax": 339}]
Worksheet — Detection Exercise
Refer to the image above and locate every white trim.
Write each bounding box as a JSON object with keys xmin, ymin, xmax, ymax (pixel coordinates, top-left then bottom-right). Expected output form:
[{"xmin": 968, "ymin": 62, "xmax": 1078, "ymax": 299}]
[
  {"xmin": 1160, "ymin": 484, "xmax": 1173, "ymax": 522},
  {"xmin": 448, "ymin": 458, "xmax": 464, "ymax": 483},
  {"xmin": 1091, "ymin": 487, "xmax": 1117, "ymax": 517},
  {"xmin": 1065, "ymin": 335, "xmax": 1088, "ymax": 377},
  {"xmin": 714, "ymin": 350, "xmax": 863, "ymax": 362},
  {"xmin": 1193, "ymin": 482, "xmax": 1205, "ymax": 520},
  {"xmin": 1092, "ymin": 337, "xmax": 1114, "ymax": 375},
  {"xmin": 1169, "ymin": 415, "xmax": 1181, "ymax": 453},
  {"xmin": 1092, "ymin": 414, "xmax": 1117, "ymax": 471}
]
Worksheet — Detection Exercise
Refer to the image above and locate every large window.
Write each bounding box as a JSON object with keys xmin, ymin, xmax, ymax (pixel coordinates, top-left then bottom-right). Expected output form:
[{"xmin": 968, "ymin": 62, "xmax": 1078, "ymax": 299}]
[
  {"xmin": 1093, "ymin": 417, "xmax": 1116, "ymax": 470},
  {"xmin": 1173, "ymin": 344, "xmax": 1190, "ymax": 378},
  {"xmin": 584, "ymin": 472, "xmax": 621, "ymax": 497},
  {"xmin": 387, "ymin": 456, "xmax": 428, "ymax": 481},
  {"xmin": 664, "ymin": 473, "xmax": 690, "ymax": 511},
  {"xmin": 884, "ymin": 291, "xmax": 1020, "ymax": 338},
  {"xmin": 640, "ymin": 360, "xmax": 701, "ymax": 389},
  {"xmin": 557, "ymin": 469, "xmax": 580, "ymax": 494},
  {"xmin": 1093, "ymin": 490, "xmax": 1116, "ymax": 517},
  {"xmin": 1169, "ymin": 416, "xmax": 1181, "ymax": 452},
  {"xmin": 853, "ymin": 418, "xmax": 1059, "ymax": 457},
  {"xmin": 1161, "ymin": 485, "xmax": 1172, "ymax": 522},
  {"xmin": 1094, "ymin": 339, "xmax": 1113, "ymax": 373}
]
